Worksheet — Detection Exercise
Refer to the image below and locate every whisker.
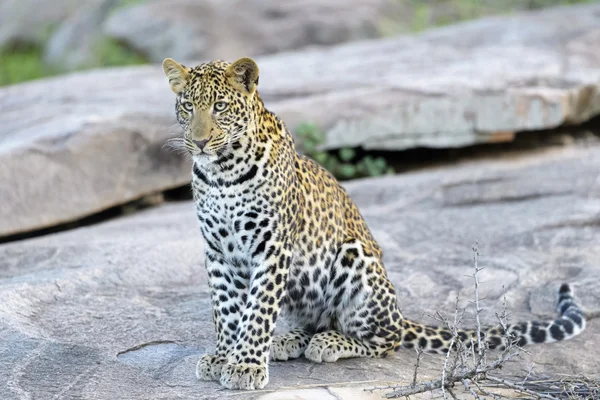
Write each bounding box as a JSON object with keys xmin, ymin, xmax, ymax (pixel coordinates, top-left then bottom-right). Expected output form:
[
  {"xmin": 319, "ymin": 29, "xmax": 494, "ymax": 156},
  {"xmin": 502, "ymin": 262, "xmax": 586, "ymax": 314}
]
[
  {"xmin": 163, "ymin": 137, "xmax": 187, "ymax": 153},
  {"xmin": 168, "ymin": 123, "xmax": 183, "ymax": 134},
  {"xmin": 229, "ymin": 127, "xmax": 248, "ymax": 143}
]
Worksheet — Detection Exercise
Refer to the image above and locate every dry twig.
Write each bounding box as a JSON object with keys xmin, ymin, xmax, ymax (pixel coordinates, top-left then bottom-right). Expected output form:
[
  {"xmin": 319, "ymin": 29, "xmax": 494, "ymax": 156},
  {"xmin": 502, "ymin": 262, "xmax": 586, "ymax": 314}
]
[
  {"xmin": 365, "ymin": 347, "xmax": 521, "ymax": 398},
  {"xmin": 365, "ymin": 244, "xmax": 596, "ymax": 400},
  {"xmin": 366, "ymin": 244, "xmax": 523, "ymax": 399},
  {"xmin": 411, "ymin": 347, "xmax": 424, "ymax": 387}
]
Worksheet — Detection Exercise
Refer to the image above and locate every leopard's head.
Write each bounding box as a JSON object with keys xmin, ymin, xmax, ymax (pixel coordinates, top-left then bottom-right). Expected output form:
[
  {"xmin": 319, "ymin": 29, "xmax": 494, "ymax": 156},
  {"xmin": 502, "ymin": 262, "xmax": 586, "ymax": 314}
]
[{"xmin": 162, "ymin": 57, "xmax": 260, "ymax": 163}]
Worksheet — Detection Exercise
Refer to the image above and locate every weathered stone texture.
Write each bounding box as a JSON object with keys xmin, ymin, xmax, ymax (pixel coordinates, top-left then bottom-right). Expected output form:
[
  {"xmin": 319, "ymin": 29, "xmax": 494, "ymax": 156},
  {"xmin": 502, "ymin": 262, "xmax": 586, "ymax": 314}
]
[
  {"xmin": 0, "ymin": 0, "xmax": 98, "ymax": 48},
  {"xmin": 2, "ymin": 3, "xmax": 600, "ymax": 238},
  {"xmin": 103, "ymin": 0, "xmax": 404, "ymax": 63},
  {"xmin": 0, "ymin": 68, "xmax": 188, "ymax": 237},
  {"xmin": 1, "ymin": 143, "xmax": 599, "ymax": 399}
]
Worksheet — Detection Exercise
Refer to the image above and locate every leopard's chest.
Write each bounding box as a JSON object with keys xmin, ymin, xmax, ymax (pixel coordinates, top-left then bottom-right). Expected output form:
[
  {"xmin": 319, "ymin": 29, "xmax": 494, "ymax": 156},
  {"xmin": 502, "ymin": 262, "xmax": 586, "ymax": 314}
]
[{"xmin": 195, "ymin": 190, "xmax": 278, "ymax": 267}]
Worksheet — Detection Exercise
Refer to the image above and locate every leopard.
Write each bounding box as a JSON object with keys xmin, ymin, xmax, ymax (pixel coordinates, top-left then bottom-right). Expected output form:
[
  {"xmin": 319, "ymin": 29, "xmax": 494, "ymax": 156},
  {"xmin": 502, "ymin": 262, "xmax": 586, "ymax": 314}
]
[{"xmin": 161, "ymin": 57, "xmax": 587, "ymax": 390}]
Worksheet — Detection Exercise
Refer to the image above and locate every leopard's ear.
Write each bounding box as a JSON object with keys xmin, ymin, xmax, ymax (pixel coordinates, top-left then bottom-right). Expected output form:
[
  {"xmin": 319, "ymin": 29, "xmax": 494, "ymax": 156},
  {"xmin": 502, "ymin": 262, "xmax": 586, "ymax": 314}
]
[
  {"xmin": 162, "ymin": 58, "xmax": 189, "ymax": 94},
  {"xmin": 225, "ymin": 57, "xmax": 259, "ymax": 95}
]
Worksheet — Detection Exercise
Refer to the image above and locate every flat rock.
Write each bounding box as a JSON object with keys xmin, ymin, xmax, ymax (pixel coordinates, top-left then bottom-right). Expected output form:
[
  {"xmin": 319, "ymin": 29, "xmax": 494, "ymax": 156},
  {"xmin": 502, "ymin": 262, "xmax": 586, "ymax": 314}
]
[
  {"xmin": 103, "ymin": 0, "xmax": 588, "ymax": 65},
  {"xmin": 265, "ymin": 3, "xmax": 600, "ymax": 151},
  {"xmin": 0, "ymin": 0, "xmax": 99, "ymax": 48},
  {"xmin": 44, "ymin": 0, "xmax": 119, "ymax": 71},
  {"xmin": 0, "ymin": 67, "xmax": 189, "ymax": 238},
  {"xmin": 1, "ymin": 143, "xmax": 599, "ymax": 399},
  {"xmin": 3, "ymin": 3, "xmax": 600, "ymax": 238},
  {"xmin": 103, "ymin": 0, "xmax": 405, "ymax": 63}
]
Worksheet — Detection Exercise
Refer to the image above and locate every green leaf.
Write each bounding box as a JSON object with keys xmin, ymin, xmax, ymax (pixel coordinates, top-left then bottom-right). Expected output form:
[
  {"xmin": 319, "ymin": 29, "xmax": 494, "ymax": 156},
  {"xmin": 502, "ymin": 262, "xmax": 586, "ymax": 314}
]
[
  {"xmin": 362, "ymin": 156, "xmax": 375, "ymax": 167},
  {"xmin": 302, "ymin": 140, "xmax": 317, "ymax": 152},
  {"xmin": 374, "ymin": 157, "xmax": 387, "ymax": 170},
  {"xmin": 323, "ymin": 157, "xmax": 337, "ymax": 172},
  {"xmin": 296, "ymin": 122, "xmax": 325, "ymax": 147},
  {"xmin": 356, "ymin": 161, "xmax": 368, "ymax": 175},
  {"xmin": 365, "ymin": 160, "xmax": 381, "ymax": 176},
  {"xmin": 338, "ymin": 148, "xmax": 356, "ymax": 162},
  {"xmin": 313, "ymin": 152, "xmax": 329, "ymax": 165},
  {"xmin": 338, "ymin": 164, "xmax": 357, "ymax": 178}
]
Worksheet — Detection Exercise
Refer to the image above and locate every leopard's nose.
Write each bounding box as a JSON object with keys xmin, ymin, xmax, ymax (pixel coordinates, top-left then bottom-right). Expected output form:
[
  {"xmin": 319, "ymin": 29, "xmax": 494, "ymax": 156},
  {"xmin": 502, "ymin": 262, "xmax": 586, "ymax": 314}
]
[{"xmin": 193, "ymin": 138, "xmax": 210, "ymax": 150}]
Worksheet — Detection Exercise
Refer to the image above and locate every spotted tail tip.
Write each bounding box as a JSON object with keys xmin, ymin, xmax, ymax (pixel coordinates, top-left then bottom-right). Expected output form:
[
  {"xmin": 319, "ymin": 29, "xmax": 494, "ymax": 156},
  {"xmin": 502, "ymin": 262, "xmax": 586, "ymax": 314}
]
[
  {"xmin": 555, "ymin": 283, "xmax": 586, "ymax": 336},
  {"xmin": 559, "ymin": 283, "xmax": 572, "ymax": 295}
]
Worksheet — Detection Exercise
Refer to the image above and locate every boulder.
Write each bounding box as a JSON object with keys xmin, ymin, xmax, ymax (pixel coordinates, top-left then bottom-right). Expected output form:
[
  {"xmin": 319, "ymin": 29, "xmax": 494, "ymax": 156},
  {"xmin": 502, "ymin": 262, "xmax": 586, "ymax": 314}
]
[
  {"xmin": 2, "ymin": 3, "xmax": 600, "ymax": 238},
  {"xmin": 102, "ymin": 0, "xmax": 590, "ymax": 65},
  {"xmin": 263, "ymin": 3, "xmax": 600, "ymax": 151},
  {"xmin": 0, "ymin": 0, "xmax": 98, "ymax": 48},
  {"xmin": 0, "ymin": 143, "xmax": 599, "ymax": 399},
  {"xmin": 0, "ymin": 67, "xmax": 189, "ymax": 238},
  {"xmin": 44, "ymin": 0, "xmax": 119, "ymax": 71},
  {"xmin": 103, "ymin": 0, "xmax": 407, "ymax": 63},
  {"xmin": 104, "ymin": 2, "xmax": 600, "ymax": 152}
]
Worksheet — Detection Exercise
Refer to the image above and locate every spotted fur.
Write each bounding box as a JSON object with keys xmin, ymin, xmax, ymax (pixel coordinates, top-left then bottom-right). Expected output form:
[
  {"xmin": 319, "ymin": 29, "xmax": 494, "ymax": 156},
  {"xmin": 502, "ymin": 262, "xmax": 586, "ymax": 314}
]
[{"xmin": 162, "ymin": 57, "xmax": 587, "ymax": 390}]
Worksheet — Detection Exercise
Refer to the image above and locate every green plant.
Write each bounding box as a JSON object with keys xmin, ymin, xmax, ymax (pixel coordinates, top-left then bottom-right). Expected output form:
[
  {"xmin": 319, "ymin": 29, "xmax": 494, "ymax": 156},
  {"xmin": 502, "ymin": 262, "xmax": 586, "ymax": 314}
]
[
  {"xmin": 410, "ymin": 3, "xmax": 431, "ymax": 32},
  {"xmin": 0, "ymin": 45, "xmax": 51, "ymax": 86},
  {"xmin": 0, "ymin": 38, "xmax": 148, "ymax": 87},
  {"xmin": 92, "ymin": 38, "xmax": 147, "ymax": 68},
  {"xmin": 296, "ymin": 122, "xmax": 394, "ymax": 180}
]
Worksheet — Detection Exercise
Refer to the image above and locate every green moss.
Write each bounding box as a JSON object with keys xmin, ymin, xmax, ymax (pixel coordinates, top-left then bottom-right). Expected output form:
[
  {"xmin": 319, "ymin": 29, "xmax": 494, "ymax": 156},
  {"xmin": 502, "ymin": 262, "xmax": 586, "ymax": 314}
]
[
  {"xmin": 380, "ymin": 0, "xmax": 595, "ymax": 36},
  {"xmin": 117, "ymin": 0, "xmax": 146, "ymax": 8},
  {"xmin": 93, "ymin": 38, "xmax": 147, "ymax": 68},
  {"xmin": 0, "ymin": 38, "xmax": 148, "ymax": 87},
  {"xmin": 410, "ymin": 3, "xmax": 431, "ymax": 32},
  {"xmin": 296, "ymin": 122, "xmax": 395, "ymax": 180},
  {"xmin": 0, "ymin": 0, "xmax": 149, "ymax": 87},
  {"xmin": 0, "ymin": 45, "xmax": 51, "ymax": 86},
  {"xmin": 1, "ymin": 0, "xmax": 594, "ymax": 87},
  {"xmin": 110, "ymin": 0, "xmax": 147, "ymax": 14}
]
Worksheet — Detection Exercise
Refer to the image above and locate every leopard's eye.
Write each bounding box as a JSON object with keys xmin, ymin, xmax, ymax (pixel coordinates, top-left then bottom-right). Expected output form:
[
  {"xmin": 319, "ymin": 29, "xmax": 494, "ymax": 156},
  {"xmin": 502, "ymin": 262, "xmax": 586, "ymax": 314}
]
[
  {"xmin": 182, "ymin": 101, "xmax": 194, "ymax": 113},
  {"xmin": 214, "ymin": 101, "xmax": 228, "ymax": 112}
]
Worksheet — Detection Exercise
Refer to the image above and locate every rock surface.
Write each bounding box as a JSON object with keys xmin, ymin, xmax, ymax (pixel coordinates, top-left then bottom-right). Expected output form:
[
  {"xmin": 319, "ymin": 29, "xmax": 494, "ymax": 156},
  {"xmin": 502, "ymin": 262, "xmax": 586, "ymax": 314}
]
[
  {"xmin": 44, "ymin": 0, "xmax": 118, "ymax": 71},
  {"xmin": 265, "ymin": 3, "xmax": 600, "ymax": 151},
  {"xmin": 0, "ymin": 0, "xmax": 98, "ymax": 48},
  {"xmin": 0, "ymin": 68, "xmax": 189, "ymax": 238},
  {"xmin": 1, "ymin": 142, "xmax": 599, "ymax": 399},
  {"xmin": 103, "ymin": 0, "xmax": 406, "ymax": 63},
  {"xmin": 2, "ymin": 3, "xmax": 600, "ymax": 238}
]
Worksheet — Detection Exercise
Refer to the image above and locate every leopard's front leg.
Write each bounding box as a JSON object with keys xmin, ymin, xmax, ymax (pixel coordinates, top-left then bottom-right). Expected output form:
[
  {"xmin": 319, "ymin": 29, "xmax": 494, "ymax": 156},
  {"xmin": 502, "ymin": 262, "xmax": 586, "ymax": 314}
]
[
  {"xmin": 197, "ymin": 254, "xmax": 247, "ymax": 381},
  {"xmin": 219, "ymin": 238, "xmax": 293, "ymax": 390}
]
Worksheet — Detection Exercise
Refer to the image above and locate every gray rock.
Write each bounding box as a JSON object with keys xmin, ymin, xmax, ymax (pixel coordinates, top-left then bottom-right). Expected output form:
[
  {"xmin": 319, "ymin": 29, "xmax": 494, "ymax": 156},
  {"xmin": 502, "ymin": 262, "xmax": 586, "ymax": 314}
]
[
  {"xmin": 104, "ymin": 3, "xmax": 600, "ymax": 151},
  {"xmin": 44, "ymin": 0, "xmax": 119, "ymax": 71},
  {"xmin": 3, "ymin": 3, "xmax": 600, "ymax": 238},
  {"xmin": 0, "ymin": 0, "xmax": 95, "ymax": 48},
  {"xmin": 263, "ymin": 3, "xmax": 600, "ymax": 151},
  {"xmin": 1, "ymin": 143, "xmax": 599, "ymax": 399},
  {"xmin": 0, "ymin": 67, "xmax": 189, "ymax": 238},
  {"xmin": 102, "ymin": 0, "xmax": 404, "ymax": 63},
  {"xmin": 103, "ymin": 0, "xmax": 593, "ymax": 66}
]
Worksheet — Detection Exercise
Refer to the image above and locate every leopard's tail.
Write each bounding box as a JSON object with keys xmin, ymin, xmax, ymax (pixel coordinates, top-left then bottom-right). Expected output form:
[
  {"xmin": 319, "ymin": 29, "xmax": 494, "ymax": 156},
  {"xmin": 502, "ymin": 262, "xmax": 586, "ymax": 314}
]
[{"xmin": 399, "ymin": 283, "xmax": 586, "ymax": 354}]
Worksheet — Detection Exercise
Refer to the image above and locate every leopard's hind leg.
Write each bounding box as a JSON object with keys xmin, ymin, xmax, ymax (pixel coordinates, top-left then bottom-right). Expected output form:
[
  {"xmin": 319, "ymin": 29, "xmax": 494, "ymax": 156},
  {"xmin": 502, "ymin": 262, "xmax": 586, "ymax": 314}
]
[
  {"xmin": 270, "ymin": 328, "xmax": 312, "ymax": 361},
  {"xmin": 305, "ymin": 241, "xmax": 402, "ymax": 363},
  {"xmin": 304, "ymin": 330, "xmax": 395, "ymax": 363}
]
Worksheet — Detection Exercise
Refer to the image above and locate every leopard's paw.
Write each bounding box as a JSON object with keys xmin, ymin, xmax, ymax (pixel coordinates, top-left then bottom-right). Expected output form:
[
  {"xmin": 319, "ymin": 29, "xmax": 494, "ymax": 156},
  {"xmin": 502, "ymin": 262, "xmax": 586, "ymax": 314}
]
[
  {"xmin": 220, "ymin": 362, "xmax": 268, "ymax": 390},
  {"xmin": 270, "ymin": 331, "xmax": 311, "ymax": 361},
  {"xmin": 196, "ymin": 354, "xmax": 227, "ymax": 381},
  {"xmin": 304, "ymin": 331, "xmax": 354, "ymax": 363}
]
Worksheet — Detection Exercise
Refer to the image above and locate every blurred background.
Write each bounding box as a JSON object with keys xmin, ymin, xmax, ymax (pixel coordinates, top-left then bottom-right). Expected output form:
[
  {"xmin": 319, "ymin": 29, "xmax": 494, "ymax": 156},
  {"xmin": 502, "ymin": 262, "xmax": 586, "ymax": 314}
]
[
  {"xmin": 0, "ymin": 0, "xmax": 593, "ymax": 86},
  {"xmin": 1, "ymin": 2, "xmax": 600, "ymax": 395},
  {"xmin": 1, "ymin": 0, "xmax": 599, "ymax": 240}
]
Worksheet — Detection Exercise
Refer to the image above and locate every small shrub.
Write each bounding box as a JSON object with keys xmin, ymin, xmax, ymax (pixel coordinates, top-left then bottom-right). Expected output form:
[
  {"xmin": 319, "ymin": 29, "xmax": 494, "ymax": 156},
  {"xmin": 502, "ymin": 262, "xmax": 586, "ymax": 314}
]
[
  {"xmin": 296, "ymin": 122, "xmax": 394, "ymax": 180},
  {"xmin": 0, "ymin": 39, "xmax": 147, "ymax": 87},
  {"xmin": 93, "ymin": 38, "xmax": 147, "ymax": 68},
  {"xmin": 0, "ymin": 45, "xmax": 49, "ymax": 86}
]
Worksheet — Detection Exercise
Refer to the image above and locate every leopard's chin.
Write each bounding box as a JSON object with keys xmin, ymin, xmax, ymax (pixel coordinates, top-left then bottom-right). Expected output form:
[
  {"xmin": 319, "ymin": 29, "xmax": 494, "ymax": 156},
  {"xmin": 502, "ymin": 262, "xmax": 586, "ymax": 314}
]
[{"xmin": 191, "ymin": 152, "xmax": 215, "ymax": 164}]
